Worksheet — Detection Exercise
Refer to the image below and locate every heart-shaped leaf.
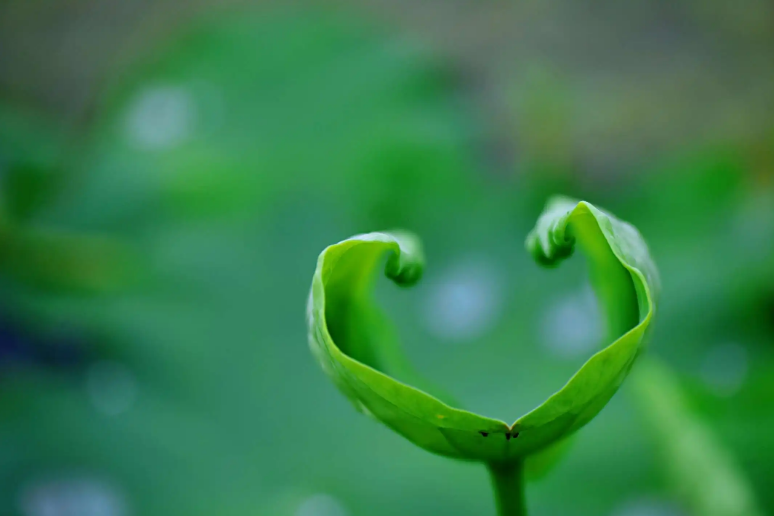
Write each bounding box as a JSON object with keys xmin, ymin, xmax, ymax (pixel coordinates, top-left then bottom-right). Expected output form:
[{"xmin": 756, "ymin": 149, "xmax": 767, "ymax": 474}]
[{"xmin": 307, "ymin": 197, "xmax": 659, "ymax": 465}]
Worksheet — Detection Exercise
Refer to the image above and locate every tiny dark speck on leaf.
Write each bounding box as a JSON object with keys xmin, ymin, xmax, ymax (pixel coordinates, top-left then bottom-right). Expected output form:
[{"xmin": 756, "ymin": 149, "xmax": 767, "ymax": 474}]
[
  {"xmin": 479, "ymin": 432, "xmax": 489, "ymax": 437},
  {"xmin": 514, "ymin": 432, "xmax": 520, "ymax": 438},
  {"xmin": 505, "ymin": 433, "xmax": 511, "ymax": 441}
]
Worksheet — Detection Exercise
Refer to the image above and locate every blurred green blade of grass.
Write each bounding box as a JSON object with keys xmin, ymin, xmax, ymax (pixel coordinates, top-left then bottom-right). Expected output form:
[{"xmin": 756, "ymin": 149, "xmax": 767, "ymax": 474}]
[{"xmin": 631, "ymin": 358, "xmax": 764, "ymax": 516}]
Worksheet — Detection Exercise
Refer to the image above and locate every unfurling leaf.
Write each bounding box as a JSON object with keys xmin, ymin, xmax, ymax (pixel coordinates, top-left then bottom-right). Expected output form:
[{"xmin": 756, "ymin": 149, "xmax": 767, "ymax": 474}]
[{"xmin": 307, "ymin": 197, "xmax": 658, "ymax": 467}]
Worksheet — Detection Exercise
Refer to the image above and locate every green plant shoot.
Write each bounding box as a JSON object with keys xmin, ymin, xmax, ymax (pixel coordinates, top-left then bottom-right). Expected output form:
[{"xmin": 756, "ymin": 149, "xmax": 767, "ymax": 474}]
[{"xmin": 307, "ymin": 196, "xmax": 659, "ymax": 515}]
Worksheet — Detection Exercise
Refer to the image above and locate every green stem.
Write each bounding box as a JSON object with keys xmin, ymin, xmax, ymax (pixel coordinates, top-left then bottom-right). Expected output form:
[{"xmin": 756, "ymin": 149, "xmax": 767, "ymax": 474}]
[{"xmin": 488, "ymin": 461, "xmax": 527, "ymax": 516}]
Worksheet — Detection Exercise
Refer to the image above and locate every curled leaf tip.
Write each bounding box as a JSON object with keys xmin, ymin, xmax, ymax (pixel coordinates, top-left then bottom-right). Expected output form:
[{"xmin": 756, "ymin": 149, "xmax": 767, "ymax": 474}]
[
  {"xmin": 526, "ymin": 196, "xmax": 579, "ymax": 267},
  {"xmin": 382, "ymin": 230, "xmax": 424, "ymax": 287}
]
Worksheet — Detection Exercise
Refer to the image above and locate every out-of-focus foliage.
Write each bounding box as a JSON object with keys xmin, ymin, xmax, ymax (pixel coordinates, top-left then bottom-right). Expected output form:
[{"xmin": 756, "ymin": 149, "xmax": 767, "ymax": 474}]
[
  {"xmin": 0, "ymin": 3, "xmax": 772, "ymax": 516},
  {"xmin": 0, "ymin": 9, "xmax": 501, "ymax": 516},
  {"xmin": 632, "ymin": 359, "xmax": 764, "ymax": 516}
]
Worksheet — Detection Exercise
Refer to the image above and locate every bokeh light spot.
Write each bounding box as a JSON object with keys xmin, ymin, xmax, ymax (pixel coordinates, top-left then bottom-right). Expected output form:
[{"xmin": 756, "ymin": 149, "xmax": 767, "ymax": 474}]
[
  {"xmin": 296, "ymin": 494, "xmax": 348, "ymax": 516},
  {"xmin": 541, "ymin": 284, "xmax": 602, "ymax": 359},
  {"xmin": 124, "ymin": 85, "xmax": 195, "ymax": 150},
  {"xmin": 19, "ymin": 475, "xmax": 127, "ymax": 516},
  {"xmin": 612, "ymin": 497, "xmax": 686, "ymax": 516},
  {"xmin": 422, "ymin": 258, "xmax": 503, "ymax": 343}
]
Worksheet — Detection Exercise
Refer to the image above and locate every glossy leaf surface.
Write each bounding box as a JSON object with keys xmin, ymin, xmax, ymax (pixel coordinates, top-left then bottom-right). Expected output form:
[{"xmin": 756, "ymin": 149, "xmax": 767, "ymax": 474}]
[{"xmin": 308, "ymin": 197, "xmax": 659, "ymax": 464}]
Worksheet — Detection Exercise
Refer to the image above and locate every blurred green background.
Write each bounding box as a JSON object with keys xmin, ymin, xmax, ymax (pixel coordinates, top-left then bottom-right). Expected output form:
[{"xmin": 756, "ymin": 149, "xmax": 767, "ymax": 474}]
[{"xmin": 0, "ymin": 1, "xmax": 773, "ymax": 515}]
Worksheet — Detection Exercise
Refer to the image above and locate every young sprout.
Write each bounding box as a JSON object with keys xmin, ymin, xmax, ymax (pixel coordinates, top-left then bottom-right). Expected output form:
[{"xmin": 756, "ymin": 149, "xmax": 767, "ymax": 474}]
[{"xmin": 307, "ymin": 196, "xmax": 659, "ymax": 515}]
